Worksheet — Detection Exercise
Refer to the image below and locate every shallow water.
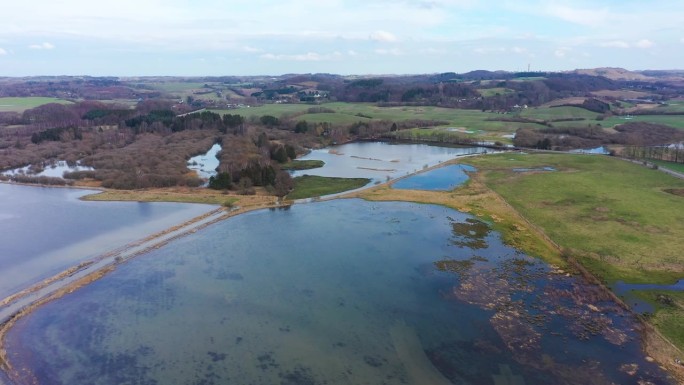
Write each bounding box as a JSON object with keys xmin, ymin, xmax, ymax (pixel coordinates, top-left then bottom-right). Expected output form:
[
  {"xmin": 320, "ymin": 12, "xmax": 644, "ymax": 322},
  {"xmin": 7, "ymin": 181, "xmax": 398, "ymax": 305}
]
[
  {"xmin": 187, "ymin": 143, "xmax": 221, "ymax": 179},
  {"xmin": 5, "ymin": 200, "xmax": 672, "ymax": 385},
  {"xmin": 291, "ymin": 142, "xmax": 486, "ymax": 184},
  {"xmin": 570, "ymin": 146, "xmax": 610, "ymax": 155},
  {"xmin": 393, "ymin": 164, "xmax": 476, "ymax": 191},
  {"xmin": 0, "ymin": 183, "xmax": 216, "ymax": 298},
  {"xmin": 612, "ymin": 280, "xmax": 684, "ymax": 314},
  {"xmin": 2, "ymin": 161, "xmax": 93, "ymax": 178}
]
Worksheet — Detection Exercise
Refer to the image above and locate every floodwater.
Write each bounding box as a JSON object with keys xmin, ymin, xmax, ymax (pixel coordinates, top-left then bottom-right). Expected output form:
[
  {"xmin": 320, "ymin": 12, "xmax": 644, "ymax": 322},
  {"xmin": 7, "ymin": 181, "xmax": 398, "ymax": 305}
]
[
  {"xmin": 571, "ymin": 146, "xmax": 610, "ymax": 155},
  {"xmin": 5, "ymin": 200, "xmax": 673, "ymax": 385},
  {"xmin": 393, "ymin": 164, "xmax": 477, "ymax": 191},
  {"xmin": 291, "ymin": 142, "xmax": 486, "ymax": 184},
  {"xmin": 613, "ymin": 280, "xmax": 684, "ymax": 314},
  {"xmin": 0, "ymin": 183, "xmax": 216, "ymax": 298},
  {"xmin": 2, "ymin": 160, "xmax": 93, "ymax": 178},
  {"xmin": 187, "ymin": 143, "xmax": 221, "ymax": 179}
]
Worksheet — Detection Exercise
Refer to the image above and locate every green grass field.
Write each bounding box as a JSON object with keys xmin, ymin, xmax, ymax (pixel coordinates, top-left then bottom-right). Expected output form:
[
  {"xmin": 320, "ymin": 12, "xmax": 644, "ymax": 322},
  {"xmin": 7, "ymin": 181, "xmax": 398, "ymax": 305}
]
[
  {"xmin": 477, "ymin": 88, "xmax": 514, "ymax": 97},
  {"xmin": 521, "ymin": 106, "xmax": 598, "ymax": 121},
  {"xmin": 280, "ymin": 160, "xmax": 325, "ymax": 171},
  {"xmin": 650, "ymin": 159, "xmax": 684, "ymax": 173},
  {"xmin": 287, "ymin": 175, "xmax": 369, "ymax": 199},
  {"xmin": 212, "ymin": 103, "xmax": 546, "ymax": 140},
  {"xmin": 466, "ymin": 153, "xmax": 684, "ymax": 284},
  {"xmin": 633, "ymin": 290, "xmax": 684, "ymax": 349},
  {"xmin": 0, "ymin": 97, "xmax": 73, "ymax": 113},
  {"xmin": 213, "ymin": 102, "xmax": 684, "ymax": 145}
]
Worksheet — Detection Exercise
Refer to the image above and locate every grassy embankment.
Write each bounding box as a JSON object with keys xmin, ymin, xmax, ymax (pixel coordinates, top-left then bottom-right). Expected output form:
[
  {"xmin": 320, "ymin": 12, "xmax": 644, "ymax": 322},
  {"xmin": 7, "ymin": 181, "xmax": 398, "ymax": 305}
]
[
  {"xmin": 463, "ymin": 153, "xmax": 684, "ymax": 284},
  {"xmin": 286, "ymin": 176, "xmax": 369, "ymax": 200},
  {"xmin": 0, "ymin": 97, "xmax": 73, "ymax": 113},
  {"xmin": 81, "ymin": 186, "xmax": 276, "ymax": 208},
  {"xmin": 357, "ymin": 152, "xmax": 684, "ymax": 360},
  {"xmin": 462, "ymin": 153, "xmax": 684, "ymax": 363}
]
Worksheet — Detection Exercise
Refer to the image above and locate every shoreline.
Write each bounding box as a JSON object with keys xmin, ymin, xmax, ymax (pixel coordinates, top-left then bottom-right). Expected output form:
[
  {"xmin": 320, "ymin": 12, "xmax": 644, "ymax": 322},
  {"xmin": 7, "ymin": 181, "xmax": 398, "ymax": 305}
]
[
  {"xmin": 0, "ymin": 153, "xmax": 682, "ymax": 383},
  {"xmin": 0, "ymin": 198, "xmax": 282, "ymax": 381}
]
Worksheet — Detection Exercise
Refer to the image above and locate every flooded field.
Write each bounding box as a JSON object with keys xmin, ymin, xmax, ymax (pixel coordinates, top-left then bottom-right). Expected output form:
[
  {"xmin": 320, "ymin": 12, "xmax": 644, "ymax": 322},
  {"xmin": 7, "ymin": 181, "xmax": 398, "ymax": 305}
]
[
  {"xmin": 393, "ymin": 164, "xmax": 476, "ymax": 191},
  {"xmin": 292, "ymin": 142, "xmax": 485, "ymax": 184},
  {"xmin": 4, "ymin": 200, "xmax": 673, "ymax": 385},
  {"xmin": 0, "ymin": 183, "xmax": 216, "ymax": 299}
]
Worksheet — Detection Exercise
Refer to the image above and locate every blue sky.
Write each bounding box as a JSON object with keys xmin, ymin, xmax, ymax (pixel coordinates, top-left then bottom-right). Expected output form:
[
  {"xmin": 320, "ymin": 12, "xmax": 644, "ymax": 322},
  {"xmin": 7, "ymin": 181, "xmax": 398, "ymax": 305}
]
[{"xmin": 0, "ymin": 0, "xmax": 682, "ymax": 76}]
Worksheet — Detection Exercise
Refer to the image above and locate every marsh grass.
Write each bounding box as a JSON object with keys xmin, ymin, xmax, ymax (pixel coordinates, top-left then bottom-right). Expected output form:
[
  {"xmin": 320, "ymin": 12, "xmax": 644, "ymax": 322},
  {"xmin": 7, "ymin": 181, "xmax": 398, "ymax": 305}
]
[
  {"xmin": 466, "ymin": 153, "xmax": 684, "ymax": 284},
  {"xmin": 287, "ymin": 176, "xmax": 369, "ymax": 200}
]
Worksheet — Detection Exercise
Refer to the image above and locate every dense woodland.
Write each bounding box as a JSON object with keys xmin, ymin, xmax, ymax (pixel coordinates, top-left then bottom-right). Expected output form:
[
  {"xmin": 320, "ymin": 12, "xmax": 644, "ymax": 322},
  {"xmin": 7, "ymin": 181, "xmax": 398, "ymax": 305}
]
[{"xmin": 1, "ymin": 69, "xmax": 683, "ymax": 191}]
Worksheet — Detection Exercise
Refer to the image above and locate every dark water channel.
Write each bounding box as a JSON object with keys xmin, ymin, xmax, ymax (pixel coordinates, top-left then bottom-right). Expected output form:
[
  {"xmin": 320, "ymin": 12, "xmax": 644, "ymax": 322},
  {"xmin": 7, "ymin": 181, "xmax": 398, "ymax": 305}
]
[{"xmin": 5, "ymin": 200, "xmax": 673, "ymax": 385}]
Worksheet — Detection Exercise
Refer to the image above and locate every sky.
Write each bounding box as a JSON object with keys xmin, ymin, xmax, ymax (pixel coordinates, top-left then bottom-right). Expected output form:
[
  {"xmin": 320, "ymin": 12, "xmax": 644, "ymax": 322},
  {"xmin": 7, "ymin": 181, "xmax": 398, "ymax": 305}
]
[{"xmin": 0, "ymin": 0, "xmax": 683, "ymax": 76}]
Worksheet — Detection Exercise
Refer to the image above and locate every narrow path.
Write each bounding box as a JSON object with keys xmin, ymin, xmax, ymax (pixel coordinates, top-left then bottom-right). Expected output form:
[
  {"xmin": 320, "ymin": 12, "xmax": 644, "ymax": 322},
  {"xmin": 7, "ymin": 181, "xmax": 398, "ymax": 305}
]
[{"xmin": 0, "ymin": 208, "xmax": 226, "ymax": 325}]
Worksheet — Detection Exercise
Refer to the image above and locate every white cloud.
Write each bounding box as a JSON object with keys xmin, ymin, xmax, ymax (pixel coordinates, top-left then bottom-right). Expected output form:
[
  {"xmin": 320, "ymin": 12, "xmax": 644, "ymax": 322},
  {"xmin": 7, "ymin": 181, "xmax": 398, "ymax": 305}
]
[
  {"xmin": 0, "ymin": 48, "xmax": 7, "ymax": 55},
  {"xmin": 554, "ymin": 47, "xmax": 571, "ymax": 58},
  {"xmin": 374, "ymin": 48, "xmax": 403, "ymax": 55},
  {"xmin": 634, "ymin": 39, "xmax": 654, "ymax": 48},
  {"xmin": 260, "ymin": 51, "xmax": 342, "ymax": 61},
  {"xmin": 600, "ymin": 40, "xmax": 630, "ymax": 48},
  {"xmin": 369, "ymin": 30, "xmax": 398, "ymax": 43},
  {"xmin": 511, "ymin": 46, "xmax": 528, "ymax": 54},
  {"xmin": 474, "ymin": 47, "xmax": 506, "ymax": 54},
  {"xmin": 543, "ymin": 4, "xmax": 610, "ymax": 27},
  {"xmin": 29, "ymin": 42, "xmax": 55, "ymax": 50},
  {"xmin": 681, "ymin": 37, "xmax": 684, "ymax": 44},
  {"xmin": 420, "ymin": 47, "xmax": 447, "ymax": 55},
  {"xmin": 347, "ymin": 50, "xmax": 359, "ymax": 56},
  {"xmin": 242, "ymin": 46, "xmax": 262, "ymax": 53}
]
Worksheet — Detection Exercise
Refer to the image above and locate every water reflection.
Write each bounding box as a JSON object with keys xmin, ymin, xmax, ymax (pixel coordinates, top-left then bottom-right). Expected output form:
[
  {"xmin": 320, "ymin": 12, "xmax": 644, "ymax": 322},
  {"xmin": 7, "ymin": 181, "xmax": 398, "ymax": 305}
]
[
  {"xmin": 292, "ymin": 142, "xmax": 486, "ymax": 184},
  {"xmin": 5, "ymin": 200, "xmax": 673, "ymax": 385},
  {"xmin": 0, "ymin": 184, "xmax": 216, "ymax": 298},
  {"xmin": 393, "ymin": 165, "xmax": 476, "ymax": 191}
]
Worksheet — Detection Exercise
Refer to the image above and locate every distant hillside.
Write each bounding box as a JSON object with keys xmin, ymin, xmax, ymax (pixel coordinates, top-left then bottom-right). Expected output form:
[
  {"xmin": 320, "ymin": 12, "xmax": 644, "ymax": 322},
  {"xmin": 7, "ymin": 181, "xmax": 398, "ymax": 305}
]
[{"xmin": 570, "ymin": 67, "xmax": 652, "ymax": 81}]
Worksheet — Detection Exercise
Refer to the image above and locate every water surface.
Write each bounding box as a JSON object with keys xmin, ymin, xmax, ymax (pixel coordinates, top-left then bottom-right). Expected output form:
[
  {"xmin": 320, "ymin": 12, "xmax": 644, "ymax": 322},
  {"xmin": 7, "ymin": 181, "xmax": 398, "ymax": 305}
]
[
  {"xmin": 0, "ymin": 183, "xmax": 216, "ymax": 298},
  {"xmin": 393, "ymin": 164, "xmax": 476, "ymax": 191},
  {"xmin": 187, "ymin": 143, "xmax": 221, "ymax": 180},
  {"xmin": 2, "ymin": 161, "xmax": 93, "ymax": 178},
  {"xmin": 292, "ymin": 142, "xmax": 485, "ymax": 184},
  {"xmin": 5, "ymin": 200, "xmax": 672, "ymax": 385}
]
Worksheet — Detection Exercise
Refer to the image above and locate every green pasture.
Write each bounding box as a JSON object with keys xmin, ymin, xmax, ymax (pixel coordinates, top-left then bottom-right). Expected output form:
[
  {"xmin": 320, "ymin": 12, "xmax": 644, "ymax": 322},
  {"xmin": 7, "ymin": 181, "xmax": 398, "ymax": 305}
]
[
  {"xmin": 287, "ymin": 175, "xmax": 369, "ymax": 200},
  {"xmin": 0, "ymin": 97, "xmax": 73, "ymax": 113},
  {"xmin": 650, "ymin": 159, "xmax": 684, "ymax": 173},
  {"xmin": 477, "ymin": 87, "xmax": 514, "ymax": 97},
  {"xmin": 149, "ymin": 82, "xmax": 211, "ymax": 93},
  {"xmin": 213, "ymin": 102, "xmax": 547, "ymax": 135},
  {"xmin": 466, "ymin": 153, "xmax": 684, "ymax": 284},
  {"xmin": 521, "ymin": 106, "xmax": 598, "ymax": 121},
  {"xmin": 633, "ymin": 290, "xmax": 684, "ymax": 349}
]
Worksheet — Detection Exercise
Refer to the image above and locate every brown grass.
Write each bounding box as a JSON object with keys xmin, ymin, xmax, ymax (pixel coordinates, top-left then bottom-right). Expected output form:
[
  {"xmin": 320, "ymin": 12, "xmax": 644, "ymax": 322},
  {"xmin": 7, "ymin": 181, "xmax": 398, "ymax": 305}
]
[
  {"xmin": 347, "ymin": 167, "xmax": 564, "ymax": 266},
  {"xmin": 81, "ymin": 186, "xmax": 278, "ymax": 207}
]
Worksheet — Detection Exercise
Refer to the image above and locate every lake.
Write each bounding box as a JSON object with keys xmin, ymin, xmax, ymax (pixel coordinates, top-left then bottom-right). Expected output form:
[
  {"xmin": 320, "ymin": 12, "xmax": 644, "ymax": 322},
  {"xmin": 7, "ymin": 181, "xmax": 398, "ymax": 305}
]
[
  {"xmin": 393, "ymin": 164, "xmax": 476, "ymax": 191},
  {"xmin": 188, "ymin": 143, "xmax": 221, "ymax": 180},
  {"xmin": 4, "ymin": 199, "xmax": 673, "ymax": 385},
  {"xmin": 292, "ymin": 142, "xmax": 486, "ymax": 184},
  {"xmin": 0, "ymin": 183, "xmax": 216, "ymax": 299},
  {"xmin": 2, "ymin": 161, "xmax": 93, "ymax": 178}
]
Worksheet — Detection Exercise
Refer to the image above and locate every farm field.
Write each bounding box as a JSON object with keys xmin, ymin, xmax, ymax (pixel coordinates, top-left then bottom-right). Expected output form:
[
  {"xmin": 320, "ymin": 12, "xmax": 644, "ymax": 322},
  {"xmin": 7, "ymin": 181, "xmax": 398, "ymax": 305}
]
[
  {"xmin": 465, "ymin": 153, "xmax": 684, "ymax": 284},
  {"xmin": 213, "ymin": 103, "xmax": 548, "ymax": 141},
  {"xmin": 0, "ymin": 97, "xmax": 73, "ymax": 112}
]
